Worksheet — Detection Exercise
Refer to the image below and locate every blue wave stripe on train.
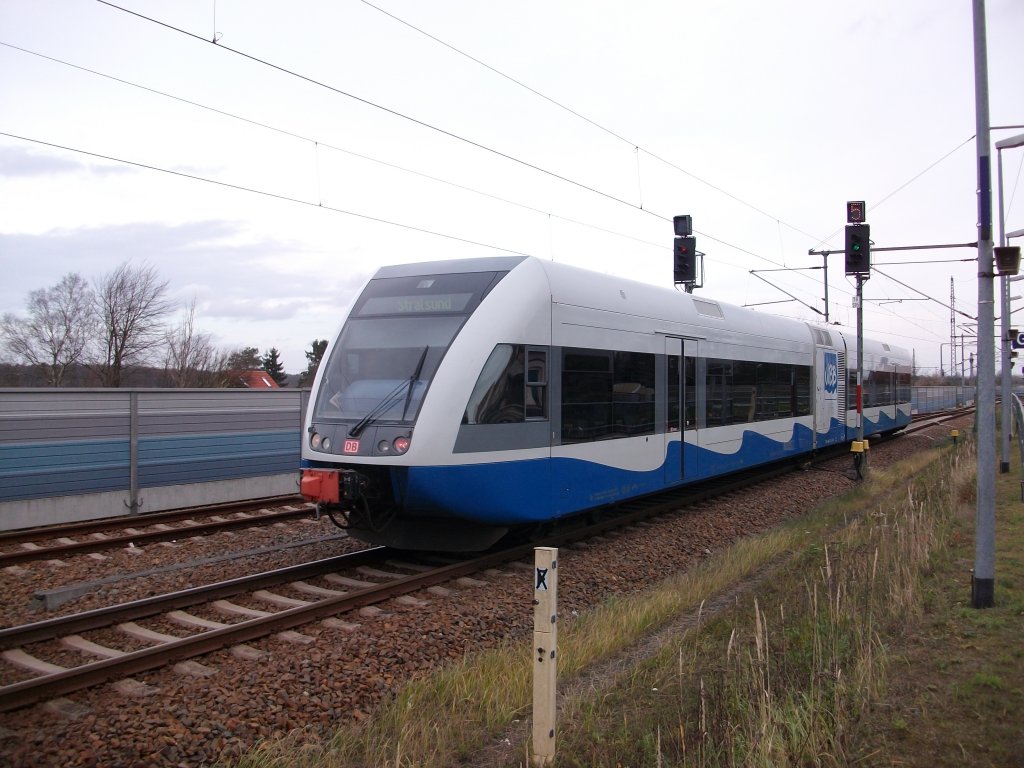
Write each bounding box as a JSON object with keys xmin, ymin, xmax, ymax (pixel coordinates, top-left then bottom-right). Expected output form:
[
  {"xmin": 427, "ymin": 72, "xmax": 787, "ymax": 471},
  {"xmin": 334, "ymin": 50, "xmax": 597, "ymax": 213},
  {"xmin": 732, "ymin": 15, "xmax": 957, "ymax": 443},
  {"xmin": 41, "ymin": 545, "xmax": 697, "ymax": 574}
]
[{"xmin": 399, "ymin": 415, "xmax": 902, "ymax": 526}]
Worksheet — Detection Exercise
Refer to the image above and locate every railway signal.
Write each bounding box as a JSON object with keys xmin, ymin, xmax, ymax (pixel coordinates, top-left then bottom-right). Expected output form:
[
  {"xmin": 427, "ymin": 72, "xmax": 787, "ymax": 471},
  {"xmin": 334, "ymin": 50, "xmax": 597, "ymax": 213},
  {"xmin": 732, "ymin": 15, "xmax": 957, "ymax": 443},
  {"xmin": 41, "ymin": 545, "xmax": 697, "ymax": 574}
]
[
  {"xmin": 672, "ymin": 214, "xmax": 698, "ymax": 284},
  {"xmin": 673, "ymin": 236, "xmax": 697, "ymax": 283},
  {"xmin": 844, "ymin": 224, "xmax": 871, "ymax": 275},
  {"xmin": 846, "ymin": 200, "xmax": 866, "ymax": 224}
]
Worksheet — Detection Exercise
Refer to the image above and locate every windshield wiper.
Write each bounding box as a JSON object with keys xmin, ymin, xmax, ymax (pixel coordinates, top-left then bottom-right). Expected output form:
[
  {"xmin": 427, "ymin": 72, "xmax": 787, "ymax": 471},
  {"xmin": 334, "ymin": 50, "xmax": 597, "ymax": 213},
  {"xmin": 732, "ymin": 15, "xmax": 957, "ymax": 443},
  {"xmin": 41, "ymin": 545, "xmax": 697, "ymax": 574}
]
[
  {"xmin": 400, "ymin": 346, "xmax": 430, "ymax": 421},
  {"xmin": 347, "ymin": 347, "xmax": 429, "ymax": 438}
]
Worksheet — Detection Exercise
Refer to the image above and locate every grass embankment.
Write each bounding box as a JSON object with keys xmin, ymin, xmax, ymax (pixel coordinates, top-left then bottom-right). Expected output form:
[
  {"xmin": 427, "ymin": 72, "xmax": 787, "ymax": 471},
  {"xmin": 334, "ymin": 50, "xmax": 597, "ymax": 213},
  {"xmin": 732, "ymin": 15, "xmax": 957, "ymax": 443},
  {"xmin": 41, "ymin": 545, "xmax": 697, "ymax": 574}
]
[{"xmin": 233, "ymin": 431, "xmax": 1023, "ymax": 767}]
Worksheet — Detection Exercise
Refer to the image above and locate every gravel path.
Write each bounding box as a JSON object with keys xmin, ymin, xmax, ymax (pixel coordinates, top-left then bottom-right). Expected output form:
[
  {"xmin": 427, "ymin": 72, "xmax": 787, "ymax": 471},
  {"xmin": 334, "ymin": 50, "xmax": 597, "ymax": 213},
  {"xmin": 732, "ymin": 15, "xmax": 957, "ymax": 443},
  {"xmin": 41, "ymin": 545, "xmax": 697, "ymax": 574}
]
[{"xmin": 0, "ymin": 422, "xmax": 965, "ymax": 767}]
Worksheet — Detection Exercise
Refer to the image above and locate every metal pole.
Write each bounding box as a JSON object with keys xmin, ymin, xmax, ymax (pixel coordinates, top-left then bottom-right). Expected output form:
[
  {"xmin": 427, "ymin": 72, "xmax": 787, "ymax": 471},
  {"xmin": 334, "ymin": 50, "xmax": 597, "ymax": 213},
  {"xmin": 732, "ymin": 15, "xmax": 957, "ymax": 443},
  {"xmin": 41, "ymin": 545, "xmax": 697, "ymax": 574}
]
[
  {"xmin": 126, "ymin": 390, "xmax": 141, "ymax": 515},
  {"xmin": 823, "ymin": 252, "xmax": 829, "ymax": 324},
  {"xmin": 857, "ymin": 274, "xmax": 865, "ymax": 450},
  {"xmin": 951, "ymin": 278, "xmax": 957, "ymax": 385},
  {"xmin": 972, "ymin": 0, "xmax": 996, "ymax": 609},
  {"xmin": 999, "ymin": 145, "xmax": 1012, "ymax": 472}
]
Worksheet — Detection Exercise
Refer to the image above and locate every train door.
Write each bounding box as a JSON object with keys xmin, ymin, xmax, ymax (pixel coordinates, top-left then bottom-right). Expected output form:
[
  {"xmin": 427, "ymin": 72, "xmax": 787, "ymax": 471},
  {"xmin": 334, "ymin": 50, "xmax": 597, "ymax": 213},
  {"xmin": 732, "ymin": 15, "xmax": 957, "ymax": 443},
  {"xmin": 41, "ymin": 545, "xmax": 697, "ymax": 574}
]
[
  {"xmin": 890, "ymin": 366, "xmax": 898, "ymax": 425},
  {"xmin": 665, "ymin": 337, "xmax": 693, "ymax": 485},
  {"xmin": 665, "ymin": 337, "xmax": 683, "ymax": 484}
]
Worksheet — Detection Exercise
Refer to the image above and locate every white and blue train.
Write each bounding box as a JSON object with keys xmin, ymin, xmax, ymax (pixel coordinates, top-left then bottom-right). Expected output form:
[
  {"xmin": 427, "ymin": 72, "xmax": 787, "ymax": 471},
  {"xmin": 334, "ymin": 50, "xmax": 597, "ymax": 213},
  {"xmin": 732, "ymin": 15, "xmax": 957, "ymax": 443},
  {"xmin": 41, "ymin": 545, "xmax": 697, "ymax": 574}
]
[{"xmin": 300, "ymin": 256, "xmax": 912, "ymax": 550}]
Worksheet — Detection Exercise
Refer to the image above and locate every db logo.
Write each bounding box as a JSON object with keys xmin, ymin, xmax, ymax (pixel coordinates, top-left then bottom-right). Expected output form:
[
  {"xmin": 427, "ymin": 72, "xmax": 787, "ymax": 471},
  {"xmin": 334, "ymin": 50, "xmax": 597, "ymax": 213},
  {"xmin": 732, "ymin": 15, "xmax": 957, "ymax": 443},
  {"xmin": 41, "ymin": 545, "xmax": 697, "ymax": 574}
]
[{"xmin": 823, "ymin": 352, "xmax": 838, "ymax": 394}]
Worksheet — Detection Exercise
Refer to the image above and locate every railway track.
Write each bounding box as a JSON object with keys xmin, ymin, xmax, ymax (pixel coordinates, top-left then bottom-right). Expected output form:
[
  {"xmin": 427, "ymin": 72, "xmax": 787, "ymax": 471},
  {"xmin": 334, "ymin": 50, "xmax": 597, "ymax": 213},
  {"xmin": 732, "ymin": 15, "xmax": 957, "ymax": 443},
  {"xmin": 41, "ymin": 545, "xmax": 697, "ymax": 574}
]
[
  {"xmin": 0, "ymin": 497, "xmax": 313, "ymax": 568},
  {"xmin": 0, "ymin": 547, "xmax": 473, "ymax": 712},
  {"xmin": 0, "ymin": 411, "xmax": 971, "ymax": 714},
  {"xmin": 908, "ymin": 405, "xmax": 974, "ymax": 429}
]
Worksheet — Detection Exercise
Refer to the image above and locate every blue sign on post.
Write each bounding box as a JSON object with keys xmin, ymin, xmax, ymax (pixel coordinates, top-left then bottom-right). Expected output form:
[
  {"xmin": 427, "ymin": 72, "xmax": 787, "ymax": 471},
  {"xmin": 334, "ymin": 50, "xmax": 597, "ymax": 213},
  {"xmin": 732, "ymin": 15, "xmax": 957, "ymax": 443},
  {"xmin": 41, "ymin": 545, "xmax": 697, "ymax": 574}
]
[{"xmin": 1013, "ymin": 329, "xmax": 1024, "ymax": 350}]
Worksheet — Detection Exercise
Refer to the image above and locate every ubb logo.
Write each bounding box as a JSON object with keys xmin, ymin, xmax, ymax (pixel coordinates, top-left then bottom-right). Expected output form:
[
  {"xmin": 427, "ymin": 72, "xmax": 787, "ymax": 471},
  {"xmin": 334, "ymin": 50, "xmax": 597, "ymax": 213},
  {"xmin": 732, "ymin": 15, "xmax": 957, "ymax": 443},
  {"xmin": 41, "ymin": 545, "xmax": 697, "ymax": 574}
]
[{"xmin": 823, "ymin": 352, "xmax": 839, "ymax": 394}]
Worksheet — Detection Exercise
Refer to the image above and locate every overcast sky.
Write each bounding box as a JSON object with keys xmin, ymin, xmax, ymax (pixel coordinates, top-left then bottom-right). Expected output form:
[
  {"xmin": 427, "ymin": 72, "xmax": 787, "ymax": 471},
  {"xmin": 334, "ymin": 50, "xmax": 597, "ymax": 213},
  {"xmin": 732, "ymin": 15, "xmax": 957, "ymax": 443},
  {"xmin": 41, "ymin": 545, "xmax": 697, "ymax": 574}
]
[{"xmin": 2, "ymin": 0, "xmax": 1023, "ymax": 376}]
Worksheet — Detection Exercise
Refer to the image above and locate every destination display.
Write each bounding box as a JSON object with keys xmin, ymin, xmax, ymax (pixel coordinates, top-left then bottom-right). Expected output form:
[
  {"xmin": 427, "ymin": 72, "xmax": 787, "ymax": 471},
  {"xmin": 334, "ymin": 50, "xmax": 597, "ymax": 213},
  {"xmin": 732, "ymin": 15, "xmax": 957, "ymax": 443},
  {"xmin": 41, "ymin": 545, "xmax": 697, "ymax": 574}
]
[{"xmin": 358, "ymin": 293, "xmax": 474, "ymax": 316}]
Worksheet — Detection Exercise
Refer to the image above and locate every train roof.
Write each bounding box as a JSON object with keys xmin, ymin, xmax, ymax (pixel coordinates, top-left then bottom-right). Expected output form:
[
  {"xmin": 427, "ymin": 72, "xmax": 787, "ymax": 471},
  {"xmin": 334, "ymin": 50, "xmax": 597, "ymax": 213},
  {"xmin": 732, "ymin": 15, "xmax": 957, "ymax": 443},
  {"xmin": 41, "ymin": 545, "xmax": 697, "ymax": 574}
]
[
  {"xmin": 367, "ymin": 255, "xmax": 912, "ymax": 363},
  {"xmin": 532, "ymin": 257, "xmax": 812, "ymax": 343}
]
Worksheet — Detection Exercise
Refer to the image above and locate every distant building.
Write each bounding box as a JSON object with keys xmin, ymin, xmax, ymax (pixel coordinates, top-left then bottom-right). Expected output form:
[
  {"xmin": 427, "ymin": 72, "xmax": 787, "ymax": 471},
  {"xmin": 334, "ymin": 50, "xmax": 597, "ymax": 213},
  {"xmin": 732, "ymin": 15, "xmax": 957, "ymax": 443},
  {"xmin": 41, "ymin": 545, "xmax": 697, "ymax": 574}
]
[{"xmin": 237, "ymin": 370, "xmax": 280, "ymax": 389}]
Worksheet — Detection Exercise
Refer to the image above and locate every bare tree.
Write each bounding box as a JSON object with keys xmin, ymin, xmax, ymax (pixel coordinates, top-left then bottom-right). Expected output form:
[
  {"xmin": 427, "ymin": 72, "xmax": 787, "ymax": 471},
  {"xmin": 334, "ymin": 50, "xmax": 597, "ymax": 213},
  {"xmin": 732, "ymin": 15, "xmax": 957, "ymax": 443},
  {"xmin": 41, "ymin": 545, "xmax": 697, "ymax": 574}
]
[
  {"xmin": 93, "ymin": 262, "xmax": 174, "ymax": 387},
  {"xmin": 0, "ymin": 273, "xmax": 96, "ymax": 386},
  {"xmin": 162, "ymin": 298, "xmax": 229, "ymax": 387}
]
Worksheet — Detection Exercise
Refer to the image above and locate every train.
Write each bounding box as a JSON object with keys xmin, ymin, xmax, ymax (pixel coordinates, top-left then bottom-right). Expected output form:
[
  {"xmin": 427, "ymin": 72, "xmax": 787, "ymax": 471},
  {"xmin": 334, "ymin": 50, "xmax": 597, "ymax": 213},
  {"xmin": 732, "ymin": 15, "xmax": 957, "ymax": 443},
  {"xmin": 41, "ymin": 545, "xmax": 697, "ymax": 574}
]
[{"xmin": 299, "ymin": 255, "xmax": 913, "ymax": 550}]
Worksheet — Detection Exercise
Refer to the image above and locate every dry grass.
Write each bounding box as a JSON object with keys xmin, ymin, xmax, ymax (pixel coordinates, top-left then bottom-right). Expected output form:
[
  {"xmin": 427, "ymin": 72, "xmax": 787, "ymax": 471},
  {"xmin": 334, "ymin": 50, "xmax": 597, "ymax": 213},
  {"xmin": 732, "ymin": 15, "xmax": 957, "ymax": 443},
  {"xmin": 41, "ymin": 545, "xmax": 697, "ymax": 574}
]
[{"xmin": 541, "ymin": 442, "xmax": 971, "ymax": 767}]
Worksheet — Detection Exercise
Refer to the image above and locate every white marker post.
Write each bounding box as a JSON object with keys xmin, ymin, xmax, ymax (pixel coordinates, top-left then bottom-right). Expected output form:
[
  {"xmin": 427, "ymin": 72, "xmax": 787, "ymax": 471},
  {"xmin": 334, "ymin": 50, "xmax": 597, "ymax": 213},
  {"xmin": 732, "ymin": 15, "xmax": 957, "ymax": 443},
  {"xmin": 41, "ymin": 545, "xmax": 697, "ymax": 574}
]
[{"xmin": 532, "ymin": 546, "xmax": 558, "ymax": 766}]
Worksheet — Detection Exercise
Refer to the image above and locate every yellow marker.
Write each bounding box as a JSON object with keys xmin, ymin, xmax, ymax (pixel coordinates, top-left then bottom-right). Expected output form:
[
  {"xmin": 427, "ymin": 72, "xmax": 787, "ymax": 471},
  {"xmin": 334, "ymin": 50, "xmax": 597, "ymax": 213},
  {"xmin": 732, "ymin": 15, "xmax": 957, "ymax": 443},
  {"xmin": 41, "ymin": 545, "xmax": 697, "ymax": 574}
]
[{"xmin": 850, "ymin": 440, "xmax": 864, "ymax": 453}]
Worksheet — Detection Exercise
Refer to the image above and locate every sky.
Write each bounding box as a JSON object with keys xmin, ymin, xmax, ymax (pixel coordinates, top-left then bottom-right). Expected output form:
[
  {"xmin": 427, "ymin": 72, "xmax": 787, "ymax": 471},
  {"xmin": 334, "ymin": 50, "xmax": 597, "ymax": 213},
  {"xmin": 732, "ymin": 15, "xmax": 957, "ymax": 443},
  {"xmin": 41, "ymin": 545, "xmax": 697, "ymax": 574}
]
[{"xmin": 2, "ymin": 0, "xmax": 1023, "ymax": 377}]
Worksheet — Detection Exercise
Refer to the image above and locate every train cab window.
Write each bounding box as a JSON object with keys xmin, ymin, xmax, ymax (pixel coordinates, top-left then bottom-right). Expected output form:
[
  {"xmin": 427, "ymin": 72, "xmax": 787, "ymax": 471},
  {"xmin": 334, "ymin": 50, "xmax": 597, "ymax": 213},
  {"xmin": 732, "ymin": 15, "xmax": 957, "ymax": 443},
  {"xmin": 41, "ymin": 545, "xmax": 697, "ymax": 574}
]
[
  {"xmin": 463, "ymin": 345, "xmax": 548, "ymax": 424},
  {"xmin": 562, "ymin": 348, "xmax": 655, "ymax": 443},
  {"xmin": 313, "ymin": 269, "xmax": 507, "ymax": 425}
]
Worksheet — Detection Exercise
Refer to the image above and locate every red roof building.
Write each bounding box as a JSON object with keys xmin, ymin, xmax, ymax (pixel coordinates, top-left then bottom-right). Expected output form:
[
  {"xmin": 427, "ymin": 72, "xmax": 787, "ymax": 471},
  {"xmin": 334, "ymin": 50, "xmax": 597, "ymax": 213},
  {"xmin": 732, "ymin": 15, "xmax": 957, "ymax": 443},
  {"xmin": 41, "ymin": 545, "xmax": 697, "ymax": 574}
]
[{"xmin": 238, "ymin": 370, "xmax": 280, "ymax": 389}]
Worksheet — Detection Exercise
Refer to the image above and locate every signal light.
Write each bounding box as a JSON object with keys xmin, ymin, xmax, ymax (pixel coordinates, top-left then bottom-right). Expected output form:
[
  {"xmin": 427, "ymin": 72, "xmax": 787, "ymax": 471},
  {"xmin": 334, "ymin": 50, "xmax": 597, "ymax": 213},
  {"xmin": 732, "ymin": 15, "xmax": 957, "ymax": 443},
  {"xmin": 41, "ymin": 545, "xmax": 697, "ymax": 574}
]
[
  {"xmin": 673, "ymin": 236, "xmax": 697, "ymax": 283},
  {"xmin": 845, "ymin": 224, "xmax": 870, "ymax": 275}
]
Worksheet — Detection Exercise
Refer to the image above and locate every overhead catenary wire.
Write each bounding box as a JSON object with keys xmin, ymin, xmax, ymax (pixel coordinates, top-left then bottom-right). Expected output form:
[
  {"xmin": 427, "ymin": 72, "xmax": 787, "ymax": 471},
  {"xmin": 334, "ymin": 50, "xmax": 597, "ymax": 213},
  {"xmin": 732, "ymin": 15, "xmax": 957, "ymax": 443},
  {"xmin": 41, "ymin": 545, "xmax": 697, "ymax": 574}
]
[
  {"xmin": 806, "ymin": 135, "xmax": 976, "ymax": 253},
  {"xmin": 354, "ymin": 0, "xmax": 993, "ymax": 298},
  {"xmin": 0, "ymin": 40, "xmax": 667, "ymax": 254},
  {"xmin": 97, "ymin": 0, "xmax": 980, "ymax": 304},
  {"xmin": 9, "ymin": 4, "xmax": 979, "ymax": 347},
  {"xmin": 0, "ymin": 35, "xmax": 833, "ymax": 296},
  {"xmin": 91, "ymin": 0, "xmax": 845, "ymax": 285},
  {"xmin": 0, "ymin": 131, "xmax": 533, "ymax": 257},
  {"xmin": 95, "ymin": 0, "xmax": 669, "ymax": 226},
  {"xmin": 0, "ymin": 127, "xmax": 950, "ymax": 347},
  {"xmin": 5, "ymin": 26, "xmax": 837, "ymax": 301},
  {"xmin": 355, "ymin": 0, "xmax": 831, "ymax": 245}
]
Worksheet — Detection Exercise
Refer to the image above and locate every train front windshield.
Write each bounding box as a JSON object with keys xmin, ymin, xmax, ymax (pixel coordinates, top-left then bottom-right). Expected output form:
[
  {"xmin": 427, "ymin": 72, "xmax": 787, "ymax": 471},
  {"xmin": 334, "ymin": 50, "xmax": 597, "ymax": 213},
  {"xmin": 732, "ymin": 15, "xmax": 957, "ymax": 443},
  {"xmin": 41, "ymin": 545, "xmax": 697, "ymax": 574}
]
[{"xmin": 312, "ymin": 270, "xmax": 507, "ymax": 426}]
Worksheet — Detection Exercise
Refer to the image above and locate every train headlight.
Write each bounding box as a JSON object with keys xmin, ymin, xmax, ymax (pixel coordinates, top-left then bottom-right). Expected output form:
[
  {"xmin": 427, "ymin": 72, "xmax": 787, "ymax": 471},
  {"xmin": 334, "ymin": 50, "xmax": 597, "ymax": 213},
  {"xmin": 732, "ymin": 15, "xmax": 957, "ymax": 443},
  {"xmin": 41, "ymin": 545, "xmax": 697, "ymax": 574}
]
[
  {"xmin": 311, "ymin": 433, "xmax": 322, "ymax": 450},
  {"xmin": 321, "ymin": 437, "xmax": 332, "ymax": 451},
  {"xmin": 393, "ymin": 436, "xmax": 410, "ymax": 454},
  {"xmin": 377, "ymin": 439, "xmax": 392, "ymax": 454}
]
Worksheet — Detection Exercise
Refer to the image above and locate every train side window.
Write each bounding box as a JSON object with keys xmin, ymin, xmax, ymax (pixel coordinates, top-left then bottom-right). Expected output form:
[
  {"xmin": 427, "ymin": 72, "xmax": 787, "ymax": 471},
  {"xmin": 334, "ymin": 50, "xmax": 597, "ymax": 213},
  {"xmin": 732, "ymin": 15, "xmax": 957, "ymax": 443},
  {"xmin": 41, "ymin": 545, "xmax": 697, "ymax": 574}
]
[
  {"xmin": 705, "ymin": 359, "xmax": 731, "ymax": 427},
  {"xmin": 561, "ymin": 348, "xmax": 655, "ymax": 443},
  {"xmin": 684, "ymin": 356, "xmax": 696, "ymax": 430},
  {"xmin": 705, "ymin": 358, "xmax": 811, "ymax": 425},
  {"xmin": 463, "ymin": 344, "xmax": 523, "ymax": 424},
  {"xmin": 463, "ymin": 345, "xmax": 548, "ymax": 424},
  {"xmin": 525, "ymin": 347, "xmax": 548, "ymax": 420},
  {"xmin": 562, "ymin": 349, "xmax": 613, "ymax": 442},
  {"xmin": 667, "ymin": 355, "xmax": 680, "ymax": 432},
  {"xmin": 897, "ymin": 370, "xmax": 911, "ymax": 402},
  {"xmin": 613, "ymin": 350, "xmax": 656, "ymax": 437},
  {"xmin": 794, "ymin": 365, "xmax": 811, "ymax": 416},
  {"xmin": 731, "ymin": 361, "xmax": 758, "ymax": 423}
]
